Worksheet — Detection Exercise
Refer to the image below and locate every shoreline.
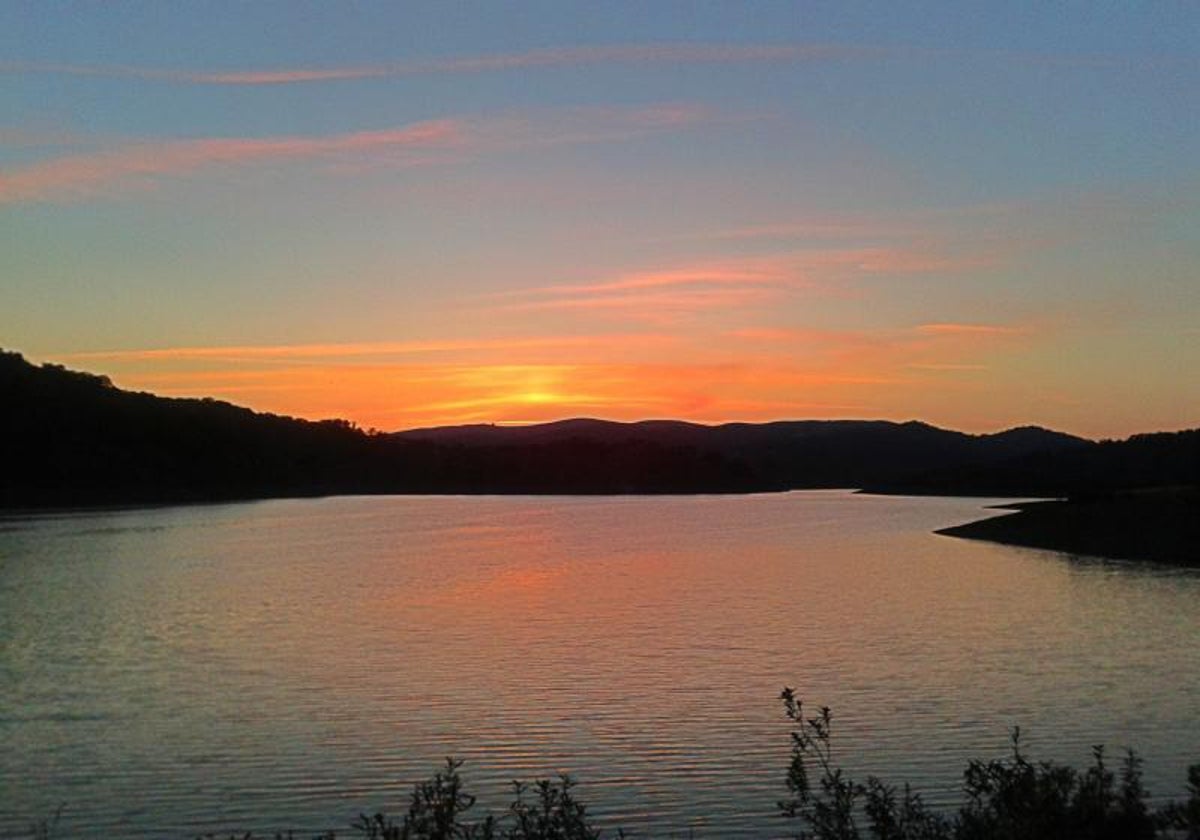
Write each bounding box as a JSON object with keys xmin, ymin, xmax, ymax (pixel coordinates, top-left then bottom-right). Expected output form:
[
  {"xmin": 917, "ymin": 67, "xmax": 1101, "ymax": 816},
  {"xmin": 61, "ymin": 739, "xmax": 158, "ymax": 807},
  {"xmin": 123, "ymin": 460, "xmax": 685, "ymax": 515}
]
[
  {"xmin": 937, "ymin": 490, "xmax": 1200, "ymax": 567},
  {"xmin": 6, "ymin": 487, "xmax": 1197, "ymax": 569}
]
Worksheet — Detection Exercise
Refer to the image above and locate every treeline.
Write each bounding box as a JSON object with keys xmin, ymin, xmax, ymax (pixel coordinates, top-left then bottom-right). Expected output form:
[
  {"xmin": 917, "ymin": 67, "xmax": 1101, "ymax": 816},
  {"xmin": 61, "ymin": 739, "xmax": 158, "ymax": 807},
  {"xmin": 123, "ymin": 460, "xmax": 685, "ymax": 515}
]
[
  {"xmin": 867, "ymin": 429, "xmax": 1200, "ymax": 497},
  {"xmin": 0, "ymin": 351, "xmax": 766, "ymax": 505},
  {"xmin": 2, "ymin": 350, "xmax": 393, "ymax": 506},
  {"xmin": 3, "ymin": 349, "xmax": 1198, "ymax": 507},
  {"xmin": 394, "ymin": 419, "xmax": 1091, "ymax": 492}
]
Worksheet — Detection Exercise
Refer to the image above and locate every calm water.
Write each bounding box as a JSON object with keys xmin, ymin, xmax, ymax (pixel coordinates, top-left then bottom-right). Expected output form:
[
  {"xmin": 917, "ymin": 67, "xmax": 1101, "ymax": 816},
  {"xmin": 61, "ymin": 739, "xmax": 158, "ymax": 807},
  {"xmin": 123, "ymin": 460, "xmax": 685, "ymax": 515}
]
[{"xmin": 1, "ymin": 492, "xmax": 1198, "ymax": 838}]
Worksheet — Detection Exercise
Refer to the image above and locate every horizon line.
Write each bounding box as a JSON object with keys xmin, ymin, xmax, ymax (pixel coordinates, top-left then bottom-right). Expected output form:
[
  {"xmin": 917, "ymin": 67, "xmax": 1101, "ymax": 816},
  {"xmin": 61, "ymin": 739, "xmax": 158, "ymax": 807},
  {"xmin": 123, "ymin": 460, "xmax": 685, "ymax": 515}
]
[{"xmin": 14, "ymin": 346, "xmax": 1200, "ymax": 442}]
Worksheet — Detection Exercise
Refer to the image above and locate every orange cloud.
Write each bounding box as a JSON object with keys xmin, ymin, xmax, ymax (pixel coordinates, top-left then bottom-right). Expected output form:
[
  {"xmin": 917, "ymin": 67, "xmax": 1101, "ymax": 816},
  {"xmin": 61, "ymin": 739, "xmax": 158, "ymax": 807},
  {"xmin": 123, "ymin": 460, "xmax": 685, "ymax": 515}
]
[
  {"xmin": 60, "ymin": 335, "xmax": 675, "ymax": 364},
  {"xmin": 0, "ymin": 121, "xmax": 462, "ymax": 204},
  {"xmin": 152, "ymin": 364, "xmax": 829, "ymax": 426},
  {"xmin": 916, "ymin": 323, "xmax": 1025, "ymax": 336},
  {"xmin": 489, "ymin": 255, "xmax": 811, "ymax": 324},
  {"xmin": 511, "ymin": 264, "xmax": 789, "ymax": 297},
  {"xmin": 487, "ymin": 245, "xmax": 995, "ymax": 328},
  {"xmin": 390, "ymin": 360, "xmax": 905, "ymax": 426},
  {"xmin": 499, "ymin": 288, "xmax": 780, "ymax": 325},
  {"xmin": 724, "ymin": 325, "xmax": 904, "ymax": 345},
  {"xmin": 715, "ymin": 319, "xmax": 1038, "ymax": 382},
  {"xmin": 90, "ymin": 353, "xmax": 916, "ymax": 430},
  {"xmin": 725, "ymin": 327, "xmax": 813, "ymax": 342},
  {"xmin": 756, "ymin": 246, "xmax": 999, "ymax": 277},
  {"xmin": 1, "ymin": 105, "xmax": 716, "ymax": 204},
  {"xmin": 907, "ymin": 363, "xmax": 989, "ymax": 371},
  {"xmin": 46, "ymin": 315, "xmax": 1049, "ymax": 431}
]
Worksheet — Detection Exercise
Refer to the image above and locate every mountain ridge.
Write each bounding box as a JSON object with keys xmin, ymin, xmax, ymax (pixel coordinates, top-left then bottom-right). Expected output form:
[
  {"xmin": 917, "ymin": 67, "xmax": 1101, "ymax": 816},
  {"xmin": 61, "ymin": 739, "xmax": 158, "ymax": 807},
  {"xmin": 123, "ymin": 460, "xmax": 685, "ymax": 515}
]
[
  {"xmin": 397, "ymin": 416, "xmax": 1082, "ymax": 447},
  {"xmin": 3, "ymin": 348, "xmax": 1194, "ymax": 508}
]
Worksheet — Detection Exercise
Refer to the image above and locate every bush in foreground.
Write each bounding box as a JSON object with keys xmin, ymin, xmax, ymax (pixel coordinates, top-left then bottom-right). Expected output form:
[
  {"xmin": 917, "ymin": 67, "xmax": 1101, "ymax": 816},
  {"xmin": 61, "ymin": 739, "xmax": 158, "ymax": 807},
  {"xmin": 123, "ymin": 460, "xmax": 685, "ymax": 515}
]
[
  {"xmin": 779, "ymin": 687, "xmax": 1200, "ymax": 840},
  {"xmin": 27, "ymin": 692, "xmax": 1200, "ymax": 838},
  {"xmin": 348, "ymin": 759, "xmax": 603, "ymax": 840}
]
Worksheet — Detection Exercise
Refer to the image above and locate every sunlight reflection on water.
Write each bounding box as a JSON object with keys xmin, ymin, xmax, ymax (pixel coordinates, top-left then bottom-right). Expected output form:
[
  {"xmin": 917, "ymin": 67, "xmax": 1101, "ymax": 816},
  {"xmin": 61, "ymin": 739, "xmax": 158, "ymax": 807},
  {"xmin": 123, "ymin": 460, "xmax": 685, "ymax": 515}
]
[{"xmin": 2, "ymin": 492, "xmax": 1198, "ymax": 837}]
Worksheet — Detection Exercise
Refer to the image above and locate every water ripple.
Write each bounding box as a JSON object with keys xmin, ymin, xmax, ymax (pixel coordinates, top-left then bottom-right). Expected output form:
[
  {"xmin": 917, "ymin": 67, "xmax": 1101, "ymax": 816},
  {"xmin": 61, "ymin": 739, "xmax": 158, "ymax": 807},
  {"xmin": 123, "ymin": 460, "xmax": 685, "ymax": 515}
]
[{"xmin": 2, "ymin": 492, "xmax": 1198, "ymax": 837}]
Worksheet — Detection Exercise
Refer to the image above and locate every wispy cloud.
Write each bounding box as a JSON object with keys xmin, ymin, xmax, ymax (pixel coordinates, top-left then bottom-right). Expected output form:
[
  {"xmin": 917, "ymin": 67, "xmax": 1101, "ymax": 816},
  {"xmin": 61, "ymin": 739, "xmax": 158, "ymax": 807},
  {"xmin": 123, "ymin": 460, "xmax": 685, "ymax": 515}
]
[
  {"xmin": 55, "ymin": 314, "xmax": 1049, "ymax": 430},
  {"xmin": 675, "ymin": 190, "xmax": 1190, "ymax": 276},
  {"xmin": 463, "ymin": 103, "xmax": 718, "ymax": 152},
  {"xmin": 489, "ymin": 243, "xmax": 996, "ymax": 325},
  {"xmin": 916, "ymin": 322, "xmax": 1025, "ymax": 336},
  {"xmin": 703, "ymin": 217, "xmax": 923, "ymax": 243},
  {"xmin": 802, "ymin": 246, "xmax": 996, "ymax": 275},
  {"xmin": 907, "ymin": 362, "xmax": 989, "ymax": 371},
  {"xmin": 490, "ymin": 257, "xmax": 803, "ymax": 322},
  {"xmin": 0, "ymin": 104, "xmax": 713, "ymax": 204},
  {"xmin": 3, "ymin": 41, "xmax": 1172, "ymax": 88},
  {"xmin": 723, "ymin": 326, "xmax": 891, "ymax": 347},
  {"xmin": 502, "ymin": 287, "xmax": 779, "ymax": 320},
  {"xmin": 58, "ymin": 334, "xmax": 675, "ymax": 365},
  {"xmin": 1, "ymin": 43, "xmax": 878, "ymax": 86},
  {"xmin": 0, "ymin": 120, "xmax": 461, "ymax": 204},
  {"xmin": 374, "ymin": 359, "xmax": 903, "ymax": 426},
  {"xmin": 505, "ymin": 264, "xmax": 789, "ymax": 298},
  {"xmin": 719, "ymin": 318, "xmax": 1038, "ymax": 376},
  {"xmin": 693, "ymin": 220, "xmax": 1003, "ymax": 274}
]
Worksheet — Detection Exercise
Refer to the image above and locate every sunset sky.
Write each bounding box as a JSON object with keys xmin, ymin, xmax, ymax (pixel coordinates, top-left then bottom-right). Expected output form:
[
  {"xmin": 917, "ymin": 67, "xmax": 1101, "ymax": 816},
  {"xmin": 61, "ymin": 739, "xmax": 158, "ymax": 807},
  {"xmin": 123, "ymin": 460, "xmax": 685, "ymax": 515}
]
[{"xmin": 3, "ymin": 3, "xmax": 1198, "ymax": 437}]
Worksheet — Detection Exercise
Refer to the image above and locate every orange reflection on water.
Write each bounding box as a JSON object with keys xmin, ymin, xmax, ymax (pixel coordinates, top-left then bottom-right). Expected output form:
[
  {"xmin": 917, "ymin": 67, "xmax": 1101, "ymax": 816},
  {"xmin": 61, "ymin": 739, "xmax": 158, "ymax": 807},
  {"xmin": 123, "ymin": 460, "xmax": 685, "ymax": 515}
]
[
  {"xmin": 423, "ymin": 564, "xmax": 566, "ymax": 608},
  {"xmin": 7, "ymin": 494, "xmax": 1200, "ymax": 837}
]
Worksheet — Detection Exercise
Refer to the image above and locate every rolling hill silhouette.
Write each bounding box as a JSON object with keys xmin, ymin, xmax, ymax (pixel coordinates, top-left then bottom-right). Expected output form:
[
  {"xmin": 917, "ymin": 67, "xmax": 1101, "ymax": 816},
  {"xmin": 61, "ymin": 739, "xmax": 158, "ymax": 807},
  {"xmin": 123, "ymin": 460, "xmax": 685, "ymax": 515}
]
[
  {"xmin": 2, "ymin": 350, "xmax": 1195, "ymax": 519},
  {"xmin": 865, "ymin": 427, "xmax": 1200, "ymax": 496},
  {"xmin": 393, "ymin": 418, "xmax": 1088, "ymax": 491}
]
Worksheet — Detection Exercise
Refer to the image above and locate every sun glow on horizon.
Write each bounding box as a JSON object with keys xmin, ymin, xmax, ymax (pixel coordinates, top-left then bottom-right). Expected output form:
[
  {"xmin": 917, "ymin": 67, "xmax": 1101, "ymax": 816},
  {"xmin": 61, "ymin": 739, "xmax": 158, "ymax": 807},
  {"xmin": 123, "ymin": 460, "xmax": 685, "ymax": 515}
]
[
  {"xmin": 31, "ymin": 312, "xmax": 1175, "ymax": 439},
  {"xmin": 5, "ymin": 6, "xmax": 1199, "ymax": 441}
]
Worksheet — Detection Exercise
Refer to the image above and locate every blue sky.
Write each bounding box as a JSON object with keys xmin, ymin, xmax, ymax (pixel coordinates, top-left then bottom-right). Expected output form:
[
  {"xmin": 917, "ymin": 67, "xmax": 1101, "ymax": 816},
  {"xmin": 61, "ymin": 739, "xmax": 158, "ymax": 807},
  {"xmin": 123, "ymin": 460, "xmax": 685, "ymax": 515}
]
[{"xmin": 2, "ymin": 3, "xmax": 1198, "ymax": 435}]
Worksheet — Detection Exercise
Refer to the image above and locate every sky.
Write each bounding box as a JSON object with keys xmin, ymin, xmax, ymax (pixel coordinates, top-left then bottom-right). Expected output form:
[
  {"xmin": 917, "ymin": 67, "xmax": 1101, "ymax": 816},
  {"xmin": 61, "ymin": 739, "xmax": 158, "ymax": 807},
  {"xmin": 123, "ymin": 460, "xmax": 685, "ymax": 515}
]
[{"xmin": 2, "ymin": 3, "xmax": 1198, "ymax": 438}]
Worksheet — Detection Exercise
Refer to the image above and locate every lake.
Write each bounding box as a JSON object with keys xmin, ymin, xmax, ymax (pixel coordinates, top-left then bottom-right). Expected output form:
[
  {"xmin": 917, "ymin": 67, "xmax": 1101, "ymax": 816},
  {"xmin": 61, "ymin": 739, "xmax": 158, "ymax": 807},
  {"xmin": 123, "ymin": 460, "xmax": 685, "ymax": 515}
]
[{"xmin": 2, "ymin": 492, "xmax": 1198, "ymax": 837}]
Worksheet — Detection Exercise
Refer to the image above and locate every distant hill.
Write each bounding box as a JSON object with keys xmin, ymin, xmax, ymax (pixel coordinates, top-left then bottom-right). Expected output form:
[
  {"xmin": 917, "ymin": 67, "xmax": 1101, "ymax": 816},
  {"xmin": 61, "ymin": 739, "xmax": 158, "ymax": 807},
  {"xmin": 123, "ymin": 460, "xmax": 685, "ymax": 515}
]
[
  {"xmin": 394, "ymin": 418, "xmax": 1091, "ymax": 492},
  {"xmin": 5, "ymin": 348, "xmax": 1194, "ymax": 509},
  {"xmin": 0, "ymin": 349, "xmax": 405, "ymax": 507},
  {"xmin": 865, "ymin": 428, "xmax": 1200, "ymax": 497}
]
